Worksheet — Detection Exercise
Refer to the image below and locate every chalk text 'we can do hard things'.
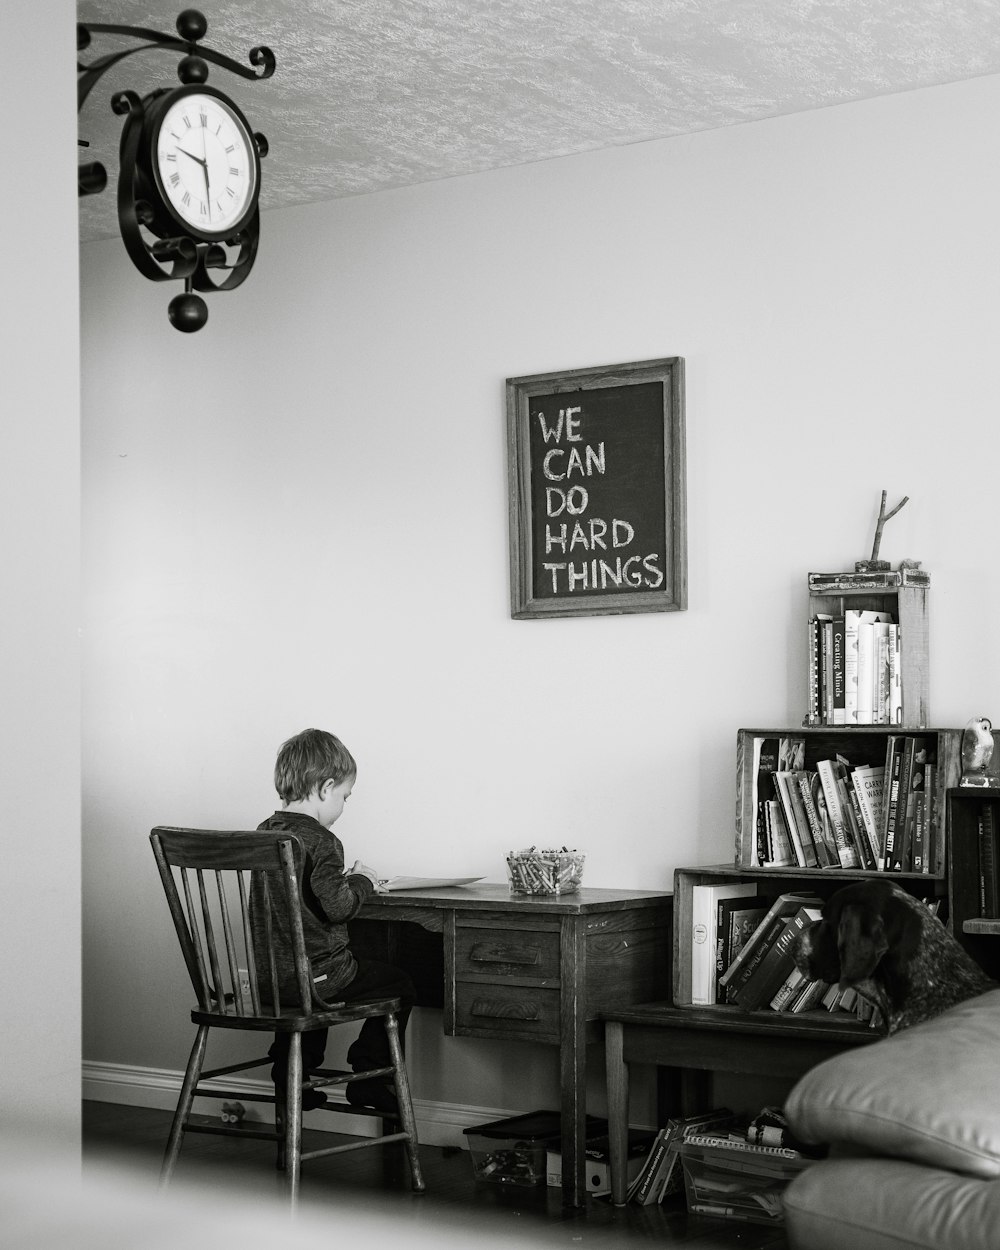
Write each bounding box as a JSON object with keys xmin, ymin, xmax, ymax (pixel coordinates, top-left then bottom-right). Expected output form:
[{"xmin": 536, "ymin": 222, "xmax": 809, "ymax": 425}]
[{"xmin": 536, "ymin": 405, "xmax": 663, "ymax": 594}]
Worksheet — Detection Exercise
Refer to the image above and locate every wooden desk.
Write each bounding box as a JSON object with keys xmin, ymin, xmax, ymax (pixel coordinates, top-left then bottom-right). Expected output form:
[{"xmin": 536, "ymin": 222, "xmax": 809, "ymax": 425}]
[
  {"xmin": 603, "ymin": 1002, "xmax": 878, "ymax": 1205},
  {"xmin": 351, "ymin": 884, "xmax": 671, "ymax": 1206}
]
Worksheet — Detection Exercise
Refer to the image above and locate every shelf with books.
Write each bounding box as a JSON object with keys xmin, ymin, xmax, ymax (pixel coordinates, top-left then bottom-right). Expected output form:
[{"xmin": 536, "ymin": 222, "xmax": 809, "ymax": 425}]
[
  {"xmin": 805, "ymin": 568, "xmax": 929, "ymax": 729},
  {"xmin": 672, "ymin": 863, "xmax": 942, "ymax": 1019},
  {"xmin": 735, "ymin": 726, "xmax": 962, "ymax": 877},
  {"xmin": 947, "ymin": 787, "xmax": 1000, "ymax": 981}
]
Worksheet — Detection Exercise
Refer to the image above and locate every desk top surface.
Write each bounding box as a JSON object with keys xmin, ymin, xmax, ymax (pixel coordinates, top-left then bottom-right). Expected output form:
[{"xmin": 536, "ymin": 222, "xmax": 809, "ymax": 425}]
[{"xmin": 359, "ymin": 882, "xmax": 671, "ymax": 915}]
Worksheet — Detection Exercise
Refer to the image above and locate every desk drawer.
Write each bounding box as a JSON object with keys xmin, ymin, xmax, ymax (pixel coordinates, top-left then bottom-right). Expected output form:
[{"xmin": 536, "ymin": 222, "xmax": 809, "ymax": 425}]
[
  {"xmin": 454, "ymin": 927, "xmax": 560, "ymax": 983},
  {"xmin": 453, "ymin": 982, "xmax": 560, "ymax": 1041}
]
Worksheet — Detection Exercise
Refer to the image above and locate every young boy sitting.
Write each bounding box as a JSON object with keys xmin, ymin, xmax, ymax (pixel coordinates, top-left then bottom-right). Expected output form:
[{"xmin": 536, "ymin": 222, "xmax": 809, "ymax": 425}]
[{"xmin": 256, "ymin": 727, "xmax": 415, "ymax": 1113}]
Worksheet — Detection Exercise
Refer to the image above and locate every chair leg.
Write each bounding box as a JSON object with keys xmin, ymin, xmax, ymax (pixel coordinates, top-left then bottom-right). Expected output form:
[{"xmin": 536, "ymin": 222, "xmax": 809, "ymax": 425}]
[
  {"xmin": 285, "ymin": 1032, "xmax": 303, "ymax": 1210},
  {"xmin": 274, "ymin": 1084, "xmax": 287, "ymax": 1173},
  {"xmin": 161, "ymin": 1024, "xmax": 210, "ymax": 1187},
  {"xmin": 385, "ymin": 1011, "xmax": 425, "ymax": 1193}
]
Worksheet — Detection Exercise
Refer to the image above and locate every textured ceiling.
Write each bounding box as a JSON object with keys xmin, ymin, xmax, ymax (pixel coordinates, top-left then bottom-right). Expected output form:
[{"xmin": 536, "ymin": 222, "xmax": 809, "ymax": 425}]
[{"xmin": 77, "ymin": 0, "xmax": 1000, "ymax": 242}]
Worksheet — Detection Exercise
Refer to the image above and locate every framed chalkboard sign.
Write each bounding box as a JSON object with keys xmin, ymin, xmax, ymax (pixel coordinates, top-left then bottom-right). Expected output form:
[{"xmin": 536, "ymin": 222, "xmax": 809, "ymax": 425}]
[{"xmin": 506, "ymin": 357, "xmax": 686, "ymax": 620}]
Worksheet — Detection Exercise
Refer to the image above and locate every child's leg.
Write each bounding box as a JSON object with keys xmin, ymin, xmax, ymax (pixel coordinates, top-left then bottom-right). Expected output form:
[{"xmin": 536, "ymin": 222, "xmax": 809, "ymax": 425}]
[
  {"xmin": 339, "ymin": 958, "xmax": 417, "ymax": 1113},
  {"xmin": 269, "ymin": 1029, "xmax": 329, "ymax": 1108}
]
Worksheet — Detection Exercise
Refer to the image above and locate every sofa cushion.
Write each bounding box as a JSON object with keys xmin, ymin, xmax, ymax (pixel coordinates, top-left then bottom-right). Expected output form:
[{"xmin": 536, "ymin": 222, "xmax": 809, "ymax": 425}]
[
  {"xmin": 784, "ymin": 1157, "xmax": 1000, "ymax": 1250},
  {"xmin": 784, "ymin": 988, "xmax": 1000, "ymax": 1178}
]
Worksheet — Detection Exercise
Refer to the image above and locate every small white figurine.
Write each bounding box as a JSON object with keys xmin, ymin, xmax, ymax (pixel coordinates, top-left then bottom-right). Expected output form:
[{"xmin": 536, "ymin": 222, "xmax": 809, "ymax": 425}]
[{"xmin": 960, "ymin": 717, "xmax": 995, "ymax": 787}]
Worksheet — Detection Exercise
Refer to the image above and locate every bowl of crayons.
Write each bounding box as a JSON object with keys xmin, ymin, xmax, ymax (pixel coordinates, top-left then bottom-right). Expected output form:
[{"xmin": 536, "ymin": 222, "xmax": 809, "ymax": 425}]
[{"xmin": 506, "ymin": 847, "xmax": 585, "ymax": 895}]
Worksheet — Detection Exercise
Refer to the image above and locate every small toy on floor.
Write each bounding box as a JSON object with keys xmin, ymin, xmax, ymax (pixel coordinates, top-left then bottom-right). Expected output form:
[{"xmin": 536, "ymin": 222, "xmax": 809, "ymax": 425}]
[{"xmin": 221, "ymin": 1101, "xmax": 245, "ymax": 1124}]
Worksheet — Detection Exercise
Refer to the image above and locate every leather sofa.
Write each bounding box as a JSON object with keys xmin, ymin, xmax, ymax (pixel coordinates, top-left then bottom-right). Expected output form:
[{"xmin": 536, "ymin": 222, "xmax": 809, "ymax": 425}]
[{"xmin": 782, "ymin": 987, "xmax": 1000, "ymax": 1250}]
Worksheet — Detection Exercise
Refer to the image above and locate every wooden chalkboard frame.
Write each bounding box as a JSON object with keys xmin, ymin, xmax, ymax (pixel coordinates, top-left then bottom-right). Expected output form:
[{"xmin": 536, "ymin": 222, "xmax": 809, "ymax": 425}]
[{"xmin": 506, "ymin": 356, "xmax": 687, "ymax": 620}]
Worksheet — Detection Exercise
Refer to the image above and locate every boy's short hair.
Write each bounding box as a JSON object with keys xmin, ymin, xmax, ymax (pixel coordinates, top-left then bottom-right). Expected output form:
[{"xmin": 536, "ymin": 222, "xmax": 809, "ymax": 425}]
[{"xmin": 274, "ymin": 728, "xmax": 357, "ymax": 803}]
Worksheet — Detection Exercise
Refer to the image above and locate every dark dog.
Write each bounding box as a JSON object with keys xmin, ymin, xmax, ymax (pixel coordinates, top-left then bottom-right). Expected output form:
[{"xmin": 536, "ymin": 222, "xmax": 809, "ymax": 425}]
[{"xmin": 793, "ymin": 878, "xmax": 993, "ymax": 1034}]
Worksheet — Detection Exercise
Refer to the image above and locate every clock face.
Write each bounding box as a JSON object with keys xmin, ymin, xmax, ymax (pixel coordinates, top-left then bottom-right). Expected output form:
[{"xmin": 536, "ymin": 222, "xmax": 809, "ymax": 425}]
[{"xmin": 152, "ymin": 89, "xmax": 259, "ymax": 238}]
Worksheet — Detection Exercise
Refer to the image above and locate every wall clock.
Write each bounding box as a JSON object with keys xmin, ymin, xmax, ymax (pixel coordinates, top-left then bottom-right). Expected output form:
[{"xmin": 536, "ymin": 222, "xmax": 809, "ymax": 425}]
[{"xmin": 78, "ymin": 9, "xmax": 275, "ymax": 332}]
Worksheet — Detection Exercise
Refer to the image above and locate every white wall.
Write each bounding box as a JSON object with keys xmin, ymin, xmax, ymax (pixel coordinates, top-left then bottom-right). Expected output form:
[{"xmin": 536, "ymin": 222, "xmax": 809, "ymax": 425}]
[
  {"xmin": 81, "ymin": 72, "xmax": 1000, "ymax": 1117},
  {"xmin": 1, "ymin": 0, "xmax": 81, "ymax": 1134}
]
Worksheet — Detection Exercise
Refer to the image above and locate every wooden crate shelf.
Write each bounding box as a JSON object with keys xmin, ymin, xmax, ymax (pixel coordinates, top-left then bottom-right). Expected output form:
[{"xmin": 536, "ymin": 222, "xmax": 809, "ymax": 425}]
[
  {"xmin": 806, "ymin": 572, "xmax": 930, "ymax": 729},
  {"xmin": 734, "ymin": 726, "xmax": 961, "ymax": 876},
  {"xmin": 672, "ymin": 863, "xmax": 943, "ymax": 1012}
]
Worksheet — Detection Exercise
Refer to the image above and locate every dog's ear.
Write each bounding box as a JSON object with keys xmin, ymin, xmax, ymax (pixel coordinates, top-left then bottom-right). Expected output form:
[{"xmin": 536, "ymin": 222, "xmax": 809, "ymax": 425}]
[{"xmin": 837, "ymin": 901, "xmax": 889, "ymax": 984}]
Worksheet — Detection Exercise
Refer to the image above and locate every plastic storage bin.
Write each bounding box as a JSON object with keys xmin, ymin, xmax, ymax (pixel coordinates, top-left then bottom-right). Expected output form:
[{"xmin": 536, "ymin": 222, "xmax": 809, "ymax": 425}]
[
  {"xmin": 464, "ymin": 1111, "xmax": 606, "ymax": 1186},
  {"xmin": 680, "ymin": 1135, "xmax": 814, "ymax": 1224}
]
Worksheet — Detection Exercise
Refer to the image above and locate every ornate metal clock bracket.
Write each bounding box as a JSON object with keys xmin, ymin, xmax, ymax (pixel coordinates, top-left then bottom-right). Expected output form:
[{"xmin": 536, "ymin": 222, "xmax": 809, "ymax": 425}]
[{"xmin": 78, "ymin": 8, "xmax": 275, "ymax": 331}]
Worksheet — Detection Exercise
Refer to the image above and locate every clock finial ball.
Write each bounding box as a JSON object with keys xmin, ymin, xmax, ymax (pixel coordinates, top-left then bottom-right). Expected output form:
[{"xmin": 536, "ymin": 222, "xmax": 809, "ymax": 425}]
[
  {"xmin": 176, "ymin": 10, "xmax": 207, "ymax": 43},
  {"xmin": 168, "ymin": 293, "xmax": 209, "ymax": 333},
  {"xmin": 178, "ymin": 54, "xmax": 208, "ymax": 85}
]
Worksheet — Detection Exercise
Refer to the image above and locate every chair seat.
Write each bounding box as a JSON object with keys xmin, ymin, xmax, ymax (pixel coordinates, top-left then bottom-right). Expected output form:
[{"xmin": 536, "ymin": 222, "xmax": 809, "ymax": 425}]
[{"xmin": 191, "ymin": 994, "xmax": 403, "ymax": 1032}]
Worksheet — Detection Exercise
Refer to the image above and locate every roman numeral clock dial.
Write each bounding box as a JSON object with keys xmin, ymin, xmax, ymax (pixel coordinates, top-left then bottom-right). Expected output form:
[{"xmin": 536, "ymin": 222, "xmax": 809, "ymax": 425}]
[
  {"xmin": 152, "ymin": 88, "xmax": 259, "ymax": 238},
  {"xmin": 80, "ymin": 9, "xmax": 274, "ymax": 332}
]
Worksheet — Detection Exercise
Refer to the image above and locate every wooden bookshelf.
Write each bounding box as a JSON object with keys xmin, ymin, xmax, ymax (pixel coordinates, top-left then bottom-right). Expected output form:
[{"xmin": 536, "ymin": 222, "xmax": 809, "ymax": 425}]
[
  {"xmin": 806, "ymin": 569, "xmax": 929, "ymax": 730},
  {"xmin": 947, "ymin": 787, "xmax": 1000, "ymax": 981}
]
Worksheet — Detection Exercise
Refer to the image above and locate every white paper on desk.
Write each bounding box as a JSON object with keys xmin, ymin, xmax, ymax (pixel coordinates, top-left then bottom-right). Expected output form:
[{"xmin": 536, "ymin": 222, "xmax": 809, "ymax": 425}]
[{"xmin": 378, "ymin": 875, "xmax": 485, "ymax": 891}]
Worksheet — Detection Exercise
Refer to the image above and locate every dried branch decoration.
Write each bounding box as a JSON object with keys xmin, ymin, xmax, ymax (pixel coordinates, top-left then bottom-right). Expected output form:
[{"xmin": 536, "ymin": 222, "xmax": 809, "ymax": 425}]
[{"xmin": 870, "ymin": 490, "xmax": 909, "ymax": 564}]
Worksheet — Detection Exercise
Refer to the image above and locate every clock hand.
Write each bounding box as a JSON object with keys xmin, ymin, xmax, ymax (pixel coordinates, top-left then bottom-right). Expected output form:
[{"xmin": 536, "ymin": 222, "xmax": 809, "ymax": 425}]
[{"xmin": 178, "ymin": 147, "xmax": 206, "ymax": 168}]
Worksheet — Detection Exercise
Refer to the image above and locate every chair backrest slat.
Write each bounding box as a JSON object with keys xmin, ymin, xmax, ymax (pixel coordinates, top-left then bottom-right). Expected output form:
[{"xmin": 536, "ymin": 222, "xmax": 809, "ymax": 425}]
[
  {"xmin": 278, "ymin": 837, "xmax": 315, "ymax": 1012},
  {"xmin": 180, "ymin": 867, "xmax": 212, "ymax": 1011},
  {"xmin": 261, "ymin": 870, "xmax": 282, "ymax": 1017},
  {"xmin": 215, "ymin": 870, "xmax": 244, "ymax": 1015},
  {"xmin": 237, "ymin": 870, "xmax": 262, "ymax": 1015},
  {"xmin": 196, "ymin": 869, "xmax": 227, "ymax": 1012},
  {"xmin": 150, "ymin": 826, "xmax": 315, "ymax": 1021}
]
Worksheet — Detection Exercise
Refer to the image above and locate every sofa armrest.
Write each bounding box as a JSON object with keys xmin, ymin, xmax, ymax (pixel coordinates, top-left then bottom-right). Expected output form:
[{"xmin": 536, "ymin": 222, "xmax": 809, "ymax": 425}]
[
  {"xmin": 784, "ymin": 989, "xmax": 1000, "ymax": 1177},
  {"xmin": 785, "ymin": 1158, "xmax": 1000, "ymax": 1250}
]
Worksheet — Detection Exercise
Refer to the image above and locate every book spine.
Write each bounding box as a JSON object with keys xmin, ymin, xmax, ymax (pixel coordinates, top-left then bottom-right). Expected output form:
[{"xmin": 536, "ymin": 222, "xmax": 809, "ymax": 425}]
[
  {"xmin": 831, "ymin": 618, "xmax": 847, "ymax": 725},
  {"xmin": 774, "ymin": 774, "xmax": 808, "ymax": 868},
  {"xmin": 797, "ymin": 774, "xmax": 834, "ymax": 868},
  {"xmin": 856, "ymin": 618, "xmax": 874, "ymax": 725},
  {"xmin": 786, "ymin": 774, "xmax": 819, "ymax": 867},
  {"xmin": 889, "ymin": 625, "xmax": 902, "ymax": 725},
  {"xmin": 769, "ymin": 966, "xmax": 806, "ymax": 1011},
  {"xmin": 764, "ymin": 799, "xmax": 794, "ymax": 867},
  {"xmin": 886, "ymin": 736, "xmax": 917, "ymax": 872},
  {"xmin": 910, "ymin": 791, "xmax": 927, "ymax": 875},
  {"xmin": 923, "ymin": 761, "xmax": 937, "ymax": 875},
  {"xmin": 881, "ymin": 736, "xmax": 905, "ymax": 869},
  {"xmin": 722, "ymin": 913, "xmax": 788, "ymax": 996},
  {"xmin": 843, "ymin": 610, "xmax": 860, "ymax": 725},
  {"xmin": 843, "ymin": 777, "xmax": 876, "ymax": 870},
  {"xmin": 852, "ymin": 767, "xmax": 885, "ymax": 866},
  {"xmin": 816, "ymin": 759, "xmax": 858, "ymax": 868},
  {"xmin": 630, "ymin": 1126, "xmax": 671, "ymax": 1204},
  {"xmin": 733, "ymin": 909, "xmax": 816, "ymax": 1012}
]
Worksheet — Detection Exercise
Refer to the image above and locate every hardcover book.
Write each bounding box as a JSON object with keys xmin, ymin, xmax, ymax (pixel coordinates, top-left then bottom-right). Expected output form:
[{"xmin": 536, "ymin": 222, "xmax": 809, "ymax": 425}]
[
  {"xmin": 732, "ymin": 904, "xmax": 823, "ymax": 1013},
  {"xmin": 716, "ymin": 898, "xmax": 769, "ymax": 1004},
  {"xmin": 719, "ymin": 892, "xmax": 820, "ymax": 999},
  {"xmin": 690, "ymin": 881, "xmax": 757, "ymax": 1005}
]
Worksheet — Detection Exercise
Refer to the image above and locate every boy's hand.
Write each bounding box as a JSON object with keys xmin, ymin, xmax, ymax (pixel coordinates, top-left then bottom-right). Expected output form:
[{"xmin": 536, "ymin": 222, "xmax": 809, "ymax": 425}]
[{"xmin": 347, "ymin": 859, "xmax": 381, "ymax": 889}]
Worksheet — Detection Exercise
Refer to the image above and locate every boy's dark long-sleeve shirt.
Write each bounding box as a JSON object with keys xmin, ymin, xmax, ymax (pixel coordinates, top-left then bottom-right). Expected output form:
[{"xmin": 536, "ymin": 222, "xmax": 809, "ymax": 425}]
[{"xmin": 254, "ymin": 810, "xmax": 375, "ymax": 1002}]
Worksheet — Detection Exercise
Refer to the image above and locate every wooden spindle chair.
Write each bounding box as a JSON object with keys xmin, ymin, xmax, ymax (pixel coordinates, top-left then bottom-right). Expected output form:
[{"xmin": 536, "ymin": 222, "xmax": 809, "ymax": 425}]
[{"xmin": 149, "ymin": 826, "xmax": 425, "ymax": 1207}]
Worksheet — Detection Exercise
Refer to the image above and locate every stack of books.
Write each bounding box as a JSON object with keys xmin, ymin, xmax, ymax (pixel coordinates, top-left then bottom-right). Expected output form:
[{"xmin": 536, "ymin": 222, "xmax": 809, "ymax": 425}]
[
  {"xmin": 807, "ymin": 607, "xmax": 900, "ymax": 727},
  {"xmin": 709, "ymin": 889, "xmax": 883, "ymax": 1025},
  {"xmin": 627, "ymin": 1108, "xmax": 737, "ymax": 1205}
]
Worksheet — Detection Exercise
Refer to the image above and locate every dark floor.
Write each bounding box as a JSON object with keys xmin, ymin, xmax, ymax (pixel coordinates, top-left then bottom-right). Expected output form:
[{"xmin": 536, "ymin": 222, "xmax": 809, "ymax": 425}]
[{"xmin": 83, "ymin": 1101, "xmax": 789, "ymax": 1249}]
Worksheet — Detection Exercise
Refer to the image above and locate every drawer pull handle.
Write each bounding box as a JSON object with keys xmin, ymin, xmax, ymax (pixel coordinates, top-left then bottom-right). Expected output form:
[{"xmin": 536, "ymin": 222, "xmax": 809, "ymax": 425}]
[
  {"xmin": 469, "ymin": 943, "xmax": 541, "ymax": 966},
  {"xmin": 470, "ymin": 997, "xmax": 540, "ymax": 1021}
]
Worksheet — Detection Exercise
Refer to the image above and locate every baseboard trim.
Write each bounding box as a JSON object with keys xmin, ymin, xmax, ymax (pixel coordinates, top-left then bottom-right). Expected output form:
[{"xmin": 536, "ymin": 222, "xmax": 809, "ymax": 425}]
[{"xmin": 82, "ymin": 1061, "xmax": 510, "ymax": 1148}]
